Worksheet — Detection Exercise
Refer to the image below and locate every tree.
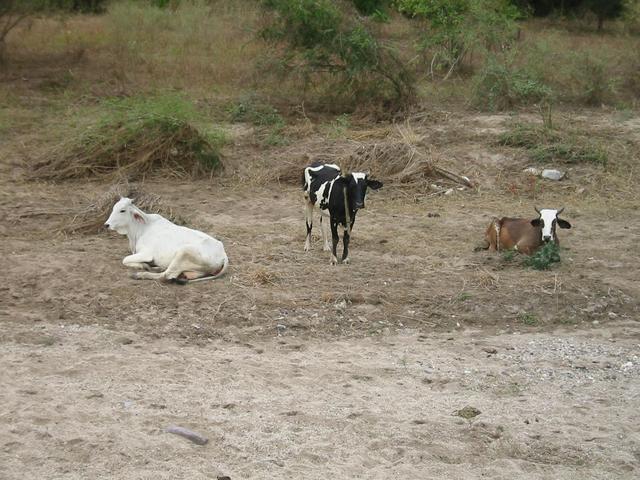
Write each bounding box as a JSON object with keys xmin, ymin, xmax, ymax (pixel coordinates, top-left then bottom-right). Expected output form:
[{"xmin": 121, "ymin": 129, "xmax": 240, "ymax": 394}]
[{"xmin": 396, "ymin": 0, "xmax": 522, "ymax": 78}]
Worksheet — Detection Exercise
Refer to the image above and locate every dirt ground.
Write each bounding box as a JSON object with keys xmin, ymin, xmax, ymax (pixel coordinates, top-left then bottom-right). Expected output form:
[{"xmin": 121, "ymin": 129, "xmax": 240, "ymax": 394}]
[{"xmin": 1, "ymin": 108, "xmax": 639, "ymax": 479}]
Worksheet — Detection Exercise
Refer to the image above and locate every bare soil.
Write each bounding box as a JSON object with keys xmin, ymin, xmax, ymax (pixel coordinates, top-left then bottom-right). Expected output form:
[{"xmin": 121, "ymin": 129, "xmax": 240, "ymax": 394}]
[{"xmin": 1, "ymin": 106, "xmax": 639, "ymax": 479}]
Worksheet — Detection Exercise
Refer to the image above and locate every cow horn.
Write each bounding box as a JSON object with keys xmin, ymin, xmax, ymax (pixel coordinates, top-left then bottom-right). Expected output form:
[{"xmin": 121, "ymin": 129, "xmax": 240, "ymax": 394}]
[
  {"xmin": 534, "ymin": 206, "xmax": 541, "ymax": 214},
  {"xmin": 557, "ymin": 207, "xmax": 564, "ymax": 215}
]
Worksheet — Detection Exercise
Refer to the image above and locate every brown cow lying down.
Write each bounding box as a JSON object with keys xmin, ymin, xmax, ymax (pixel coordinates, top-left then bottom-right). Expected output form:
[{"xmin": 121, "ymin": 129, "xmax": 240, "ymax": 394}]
[{"xmin": 484, "ymin": 207, "xmax": 572, "ymax": 255}]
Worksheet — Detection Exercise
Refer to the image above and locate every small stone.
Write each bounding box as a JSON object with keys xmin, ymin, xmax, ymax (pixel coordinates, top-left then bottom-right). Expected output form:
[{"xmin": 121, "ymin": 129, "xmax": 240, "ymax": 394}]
[
  {"xmin": 482, "ymin": 347, "xmax": 498, "ymax": 354},
  {"xmin": 541, "ymin": 169, "xmax": 565, "ymax": 181}
]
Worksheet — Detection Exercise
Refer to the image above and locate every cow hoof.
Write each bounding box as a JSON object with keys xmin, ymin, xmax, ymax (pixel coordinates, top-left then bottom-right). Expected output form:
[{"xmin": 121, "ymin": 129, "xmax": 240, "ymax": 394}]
[
  {"xmin": 169, "ymin": 277, "xmax": 188, "ymax": 286},
  {"xmin": 330, "ymin": 256, "xmax": 338, "ymax": 266},
  {"xmin": 129, "ymin": 272, "xmax": 141, "ymax": 280},
  {"xmin": 342, "ymin": 258, "xmax": 350, "ymax": 265},
  {"xmin": 304, "ymin": 241, "xmax": 310, "ymax": 252}
]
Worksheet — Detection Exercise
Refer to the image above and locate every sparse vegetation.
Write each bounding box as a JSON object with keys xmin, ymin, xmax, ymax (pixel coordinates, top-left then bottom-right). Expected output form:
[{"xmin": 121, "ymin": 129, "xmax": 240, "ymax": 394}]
[{"xmin": 498, "ymin": 122, "xmax": 608, "ymax": 165}]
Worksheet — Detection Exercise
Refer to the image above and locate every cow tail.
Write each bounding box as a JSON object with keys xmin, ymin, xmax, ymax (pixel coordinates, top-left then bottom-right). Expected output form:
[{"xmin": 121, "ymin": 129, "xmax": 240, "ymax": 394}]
[
  {"xmin": 494, "ymin": 218, "xmax": 502, "ymax": 251},
  {"xmin": 186, "ymin": 256, "xmax": 229, "ymax": 284}
]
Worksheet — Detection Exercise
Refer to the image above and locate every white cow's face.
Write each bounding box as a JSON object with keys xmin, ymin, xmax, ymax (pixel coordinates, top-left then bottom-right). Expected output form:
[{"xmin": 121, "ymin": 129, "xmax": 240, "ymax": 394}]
[
  {"xmin": 531, "ymin": 208, "xmax": 572, "ymax": 243},
  {"xmin": 105, "ymin": 197, "xmax": 140, "ymax": 235}
]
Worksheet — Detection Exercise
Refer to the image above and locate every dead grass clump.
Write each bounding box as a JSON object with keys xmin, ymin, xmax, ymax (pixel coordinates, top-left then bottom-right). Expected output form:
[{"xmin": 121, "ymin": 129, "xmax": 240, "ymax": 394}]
[
  {"xmin": 62, "ymin": 183, "xmax": 186, "ymax": 235},
  {"xmin": 31, "ymin": 94, "xmax": 225, "ymax": 181},
  {"xmin": 269, "ymin": 131, "xmax": 473, "ymax": 190},
  {"xmin": 247, "ymin": 267, "xmax": 279, "ymax": 286}
]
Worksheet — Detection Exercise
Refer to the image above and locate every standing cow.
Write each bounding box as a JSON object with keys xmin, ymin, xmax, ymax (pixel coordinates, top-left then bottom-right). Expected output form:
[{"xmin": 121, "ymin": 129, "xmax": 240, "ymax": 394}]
[
  {"xmin": 105, "ymin": 197, "xmax": 228, "ymax": 284},
  {"xmin": 484, "ymin": 207, "xmax": 572, "ymax": 255},
  {"xmin": 303, "ymin": 162, "xmax": 383, "ymax": 265}
]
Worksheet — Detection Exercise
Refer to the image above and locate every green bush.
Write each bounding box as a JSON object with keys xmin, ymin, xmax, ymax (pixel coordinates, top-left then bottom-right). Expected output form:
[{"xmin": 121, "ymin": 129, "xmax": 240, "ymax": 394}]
[
  {"xmin": 524, "ymin": 242, "xmax": 561, "ymax": 270},
  {"xmin": 472, "ymin": 52, "xmax": 551, "ymax": 110},
  {"xmin": 260, "ymin": 0, "xmax": 415, "ymax": 110}
]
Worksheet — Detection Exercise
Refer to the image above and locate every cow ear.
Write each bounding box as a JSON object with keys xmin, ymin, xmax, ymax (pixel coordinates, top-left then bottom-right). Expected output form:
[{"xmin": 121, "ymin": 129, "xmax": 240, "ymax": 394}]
[
  {"xmin": 531, "ymin": 218, "xmax": 541, "ymax": 227},
  {"xmin": 557, "ymin": 219, "xmax": 571, "ymax": 229},
  {"xmin": 133, "ymin": 212, "xmax": 145, "ymax": 223},
  {"xmin": 367, "ymin": 179, "xmax": 383, "ymax": 190}
]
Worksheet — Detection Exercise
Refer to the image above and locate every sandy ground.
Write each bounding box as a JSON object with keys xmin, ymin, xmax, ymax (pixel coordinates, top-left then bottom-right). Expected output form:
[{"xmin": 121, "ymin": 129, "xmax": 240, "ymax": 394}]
[{"xmin": 1, "ymin": 110, "xmax": 640, "ymax": 479}]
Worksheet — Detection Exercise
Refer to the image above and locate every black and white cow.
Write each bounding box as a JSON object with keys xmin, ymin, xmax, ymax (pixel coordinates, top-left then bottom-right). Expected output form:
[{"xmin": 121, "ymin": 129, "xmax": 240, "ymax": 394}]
[{"xmin": 303, "ymin": 162, "xmax": 383, "ymax": 265}]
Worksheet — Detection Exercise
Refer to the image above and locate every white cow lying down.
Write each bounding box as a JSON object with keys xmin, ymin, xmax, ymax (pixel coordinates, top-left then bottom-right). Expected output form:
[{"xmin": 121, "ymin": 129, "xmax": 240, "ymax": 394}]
[{"xmin": 105, "ymin": 197, "xmax": 228, "ymax": 284}]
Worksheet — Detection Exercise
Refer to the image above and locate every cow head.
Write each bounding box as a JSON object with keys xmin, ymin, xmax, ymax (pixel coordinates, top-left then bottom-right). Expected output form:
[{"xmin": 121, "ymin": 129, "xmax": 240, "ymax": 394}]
[
  {"xmin": 105, "ymin": 197, "xmax": 146, "ymax": 235},
  {"xmin": 343, "ymin": 172, "xmax": 383, "ymax": 212},
  {"xmin": 531, "ymin": 207, "xmax": 571, "ymax": 243}
]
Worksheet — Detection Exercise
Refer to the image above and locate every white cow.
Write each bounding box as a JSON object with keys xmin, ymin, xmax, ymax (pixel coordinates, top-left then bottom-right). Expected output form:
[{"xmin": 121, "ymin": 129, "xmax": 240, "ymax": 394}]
[{"xmin": 105, "ymin": 197, "xmax": 228, "ymax": 284}]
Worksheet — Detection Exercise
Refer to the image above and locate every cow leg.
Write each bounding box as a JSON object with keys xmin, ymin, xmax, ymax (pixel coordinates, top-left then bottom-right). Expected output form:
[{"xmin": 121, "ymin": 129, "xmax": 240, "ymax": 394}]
[
  {"xmin": 342, "ymin": 225, "xmax": 351, "ymax": 265},
  {"xmin": 304, "ymin": 202, "xmax": 314, "ymax": 252},
  {"xmin": 330, "ymin": 219, "xmax": 339, "ymax": 265},
  {"xmin": 122, "ymin": 251, "xmax": 154, "ymax": 270},
  {"xmin": 320, "ymin": 215, "xmax": 331, "ymax": 251},
  {"xmin": 132, "ymin": 246, "xmax": 208, "ymax": 282}
]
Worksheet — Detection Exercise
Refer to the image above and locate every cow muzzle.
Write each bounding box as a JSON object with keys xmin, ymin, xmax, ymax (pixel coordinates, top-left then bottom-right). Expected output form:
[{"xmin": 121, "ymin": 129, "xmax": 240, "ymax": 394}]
[{"xmin": 542, "ymin": 235, "xmax": 551, "ymax": 243}]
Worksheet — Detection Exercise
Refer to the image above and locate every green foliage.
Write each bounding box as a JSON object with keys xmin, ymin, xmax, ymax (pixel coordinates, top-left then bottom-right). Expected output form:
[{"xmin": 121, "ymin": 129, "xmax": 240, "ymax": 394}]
[
  {"xmin": 472, "ymin": 52, "xmax": 551, "ymax": 110},
  {"xmin": 501, "ymin": 248, "xmax": 517, "ymax": 262},
  {"xmin": 261, "ymin": 0, "xmax": 415, "ymax": 109},
  {"xmin": 523, "ymin": 242, "xmax": 561, "ymax": 270},
  {"xmin": 498, "ymin": 123, "xmax": 608, "ymax": 165},
  {"xmin": 396, "ymin": 0, "xmax": 523, "ymax": 75},
  {"xmin": 518, "ymin": 311, "xmax": 538, "ymax": 325}
]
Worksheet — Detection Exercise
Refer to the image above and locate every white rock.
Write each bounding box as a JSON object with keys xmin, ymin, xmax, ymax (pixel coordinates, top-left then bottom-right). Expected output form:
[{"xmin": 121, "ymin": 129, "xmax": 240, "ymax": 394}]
[
  {"xmin": 541, "ymin": 169, "xmax": 565, "ymax": 181},
  {"xmin": 523, "ymin": 167, "xmax": 541, "ymax": 175}
]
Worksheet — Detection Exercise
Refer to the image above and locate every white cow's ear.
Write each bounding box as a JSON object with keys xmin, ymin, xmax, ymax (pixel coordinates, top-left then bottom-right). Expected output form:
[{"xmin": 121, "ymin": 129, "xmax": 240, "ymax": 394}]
[{"xmin": 133, "ymin": 212, "xmax": 145, "ymax": 224}]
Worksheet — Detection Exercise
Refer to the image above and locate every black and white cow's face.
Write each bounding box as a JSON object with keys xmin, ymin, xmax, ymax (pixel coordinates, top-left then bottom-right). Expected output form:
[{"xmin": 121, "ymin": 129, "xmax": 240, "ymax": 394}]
[
  {"xmin": 345, "ymin": 173, "xmax": 383, "ymax": 212},
  {"xmin": 530, "ymin": 208, "xmax": 571, "ymax": 243}
]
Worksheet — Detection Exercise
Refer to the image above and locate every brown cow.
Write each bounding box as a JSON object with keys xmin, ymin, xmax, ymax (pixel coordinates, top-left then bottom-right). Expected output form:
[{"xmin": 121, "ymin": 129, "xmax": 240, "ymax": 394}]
[{"xmin": 484, "ymin": 207, "xmax": 572, "ymax": 255}]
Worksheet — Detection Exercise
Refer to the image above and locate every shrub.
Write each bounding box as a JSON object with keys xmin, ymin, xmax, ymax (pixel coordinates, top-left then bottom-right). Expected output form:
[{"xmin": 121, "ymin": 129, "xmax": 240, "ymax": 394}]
[
  {"xmin": 568, "ymin": 52, "xmax": 618, "ymax": 106},
  {"xmin": 523, "ymin": 242, "xmax": 561, "ymax": 270},
  {"xmin": 472, "ymin": 52, "xmax": 551, "ymax": 110},
  {"xmin": 260, "ymin": 0, "xmax": 415, "ymax": 110}
]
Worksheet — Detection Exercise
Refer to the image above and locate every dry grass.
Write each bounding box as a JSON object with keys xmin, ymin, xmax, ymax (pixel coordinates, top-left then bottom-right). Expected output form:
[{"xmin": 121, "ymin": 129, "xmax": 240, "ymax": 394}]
[
  {"xmin": 4, "ymin": 0, "xmax": 265, "ymax": 95},
  {"xmin": 61, "ymin": 182, "xmax": 186, "ymax": 235}
]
